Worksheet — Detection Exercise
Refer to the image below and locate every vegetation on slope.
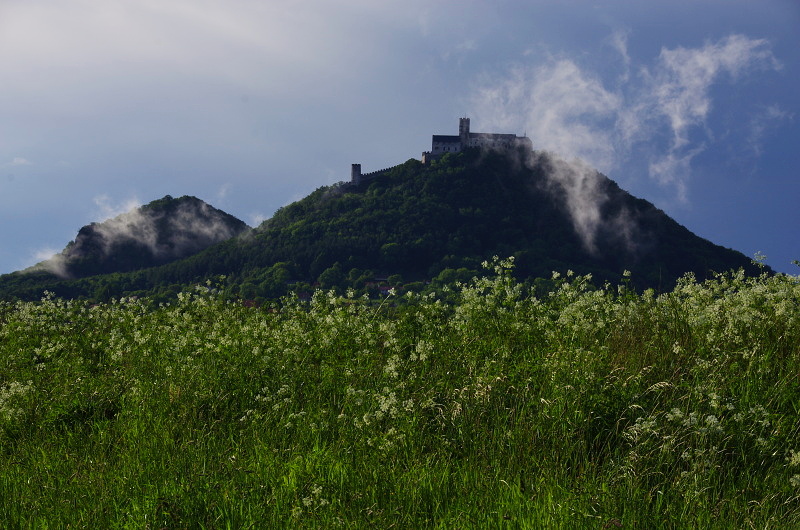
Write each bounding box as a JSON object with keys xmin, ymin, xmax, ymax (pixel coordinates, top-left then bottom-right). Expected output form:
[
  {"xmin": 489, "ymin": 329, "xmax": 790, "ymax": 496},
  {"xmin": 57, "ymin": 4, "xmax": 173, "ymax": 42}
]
[
  {"xmin": 226, "ymin": 148, "xmax": 762, "ymax": 294},
  {"xmin": 1, "ymin": 260, "xmax": 798, "ymax": 527},
  {"xmin": 0, "ymin": 149, "xmax": 764, "ymax": 302}
]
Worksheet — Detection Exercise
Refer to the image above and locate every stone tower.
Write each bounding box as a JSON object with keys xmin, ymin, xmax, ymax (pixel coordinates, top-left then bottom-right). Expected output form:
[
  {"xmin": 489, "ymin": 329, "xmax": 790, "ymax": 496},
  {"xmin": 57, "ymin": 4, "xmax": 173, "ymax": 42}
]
[
  {"xmin": 458, "ymin": 117, "xmax": 470, "ymax": 144},
  {"xmin": 351, "ymin": 163, "xmax": 362, "ymax": 185}
]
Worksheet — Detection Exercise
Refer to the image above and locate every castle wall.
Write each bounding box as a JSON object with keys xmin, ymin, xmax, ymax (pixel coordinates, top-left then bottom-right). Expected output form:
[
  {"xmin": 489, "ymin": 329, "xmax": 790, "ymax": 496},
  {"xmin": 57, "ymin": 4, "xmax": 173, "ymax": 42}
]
[
  {"xmin": 350, "ymin": 162, "xmax": 405, "ymax": 185},
  {"xmin": 431, "ymin": 135, "xmax": 462, "ymax": 155}
]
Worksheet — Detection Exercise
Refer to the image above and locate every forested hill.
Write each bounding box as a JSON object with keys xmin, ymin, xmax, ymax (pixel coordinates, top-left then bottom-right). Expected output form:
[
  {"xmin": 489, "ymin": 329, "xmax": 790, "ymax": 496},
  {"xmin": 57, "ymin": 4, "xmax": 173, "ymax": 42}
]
[
  {"xmin": 0, "ymin": 195, "xmax": 249, "ymax": 299},
  {"xmin": 228, "ymin": 148, "xmax": 761, "ymax": 290},
  {"xmin": 0, "ymin": 149, "xmax": 764, "ymax": 301}
]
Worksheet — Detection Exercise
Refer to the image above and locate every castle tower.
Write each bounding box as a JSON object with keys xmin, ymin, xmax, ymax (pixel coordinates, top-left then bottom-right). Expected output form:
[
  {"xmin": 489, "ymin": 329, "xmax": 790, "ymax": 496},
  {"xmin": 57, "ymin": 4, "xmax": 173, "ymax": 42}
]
[
  {"xmin": 459, "ymin": 117, "xmax": 470, "ymax": 144},
  {"xmin": 351, "ymin": 163, "xmax": 362, "ymax": 185}
]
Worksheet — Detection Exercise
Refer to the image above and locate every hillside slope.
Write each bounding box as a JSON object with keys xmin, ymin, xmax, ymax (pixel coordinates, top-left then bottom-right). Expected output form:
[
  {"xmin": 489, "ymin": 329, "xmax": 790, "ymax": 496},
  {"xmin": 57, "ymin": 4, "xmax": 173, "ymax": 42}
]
[
  {"xmin": 223, "ymin": 148, "xmax": 762, "ymax": 291},
  {"xmin": 0, "ymin": 150, "xmax": 763, "ymax": 300}
]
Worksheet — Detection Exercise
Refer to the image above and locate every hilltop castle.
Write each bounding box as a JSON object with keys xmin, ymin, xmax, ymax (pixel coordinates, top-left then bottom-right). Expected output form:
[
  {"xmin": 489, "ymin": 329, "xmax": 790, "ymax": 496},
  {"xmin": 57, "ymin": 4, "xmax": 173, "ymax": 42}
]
[
  {"xmin": 422, "ymin": 117, "xmax": 532, "ymax": 164},
  {"xmin": 351, "ymin": 118, "xmax": 532, "ymax": 184}
]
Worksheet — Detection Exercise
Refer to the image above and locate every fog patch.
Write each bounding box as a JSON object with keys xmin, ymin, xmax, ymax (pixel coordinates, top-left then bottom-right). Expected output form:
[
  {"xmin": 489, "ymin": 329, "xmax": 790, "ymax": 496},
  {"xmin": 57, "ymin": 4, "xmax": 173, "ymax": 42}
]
[
  {"xmin": 525, "ymin": 151, "xmax": 645, "ymax": 256},
  {"xmin": 27, "ymin": 247, "xmax": 69, "ymax": 278},
  {"xmin": 32, "ymin": 196, "xmax": 247, "ymax": 279}
]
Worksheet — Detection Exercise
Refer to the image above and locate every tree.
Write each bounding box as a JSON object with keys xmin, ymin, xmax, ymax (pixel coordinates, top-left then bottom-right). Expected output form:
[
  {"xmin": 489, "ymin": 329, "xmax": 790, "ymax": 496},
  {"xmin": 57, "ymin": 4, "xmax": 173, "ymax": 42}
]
[
  {"xmin": 317, "ymin": 262, "xmax": 345, "ymax": 290},
  {"xmin": 387, "ymin": 274, "xmax": 404, "ymax": 286}
]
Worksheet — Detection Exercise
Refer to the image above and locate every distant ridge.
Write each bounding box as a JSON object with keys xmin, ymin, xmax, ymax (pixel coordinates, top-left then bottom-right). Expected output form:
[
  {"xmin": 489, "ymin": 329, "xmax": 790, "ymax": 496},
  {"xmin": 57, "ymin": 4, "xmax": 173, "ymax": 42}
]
[{"xmin": 27, "ymin": 195, "xmax": 250, "ymax": 279}]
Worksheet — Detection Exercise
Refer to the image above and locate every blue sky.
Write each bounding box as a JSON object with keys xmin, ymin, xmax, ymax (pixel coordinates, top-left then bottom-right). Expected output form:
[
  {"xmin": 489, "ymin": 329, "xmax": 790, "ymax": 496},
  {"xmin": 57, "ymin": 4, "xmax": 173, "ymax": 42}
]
[{"xmin": 1, "ymin": 0, "xmax": 798, "ymax": 274}]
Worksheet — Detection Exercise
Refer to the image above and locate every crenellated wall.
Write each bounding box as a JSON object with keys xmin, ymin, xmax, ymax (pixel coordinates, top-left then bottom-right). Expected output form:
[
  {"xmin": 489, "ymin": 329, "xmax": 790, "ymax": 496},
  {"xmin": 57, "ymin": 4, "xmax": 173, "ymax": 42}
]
[{"xmin": 350, "ymin": 162, "xmax": 404, "ymax": 185}]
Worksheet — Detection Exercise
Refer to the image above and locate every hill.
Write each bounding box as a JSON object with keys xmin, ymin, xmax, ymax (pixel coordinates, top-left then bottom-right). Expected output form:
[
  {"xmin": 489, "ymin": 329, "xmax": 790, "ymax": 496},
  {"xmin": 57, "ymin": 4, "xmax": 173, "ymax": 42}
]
[
  {"xmin": 0, "ymin": 149, "xmax": 765, "ymax": 301},
  {"xmin": 36, "ymin": 195, "xmax": 250, "ymax": 278},
  {"xmin": 0, "ymin": 195, "xmax": 249, "ymax": 299},
  {"xmin": 215, "ymin": 148, "xmax": 764, "ymax": 295}
]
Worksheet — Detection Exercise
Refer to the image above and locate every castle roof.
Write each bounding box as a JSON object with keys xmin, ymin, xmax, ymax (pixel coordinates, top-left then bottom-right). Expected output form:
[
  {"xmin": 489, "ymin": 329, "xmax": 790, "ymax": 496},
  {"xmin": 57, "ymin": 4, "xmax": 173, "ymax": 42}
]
[
  {"xmin": 432, "ymin": 135, "xmax": 461, "ymax": 143},
  {"xmin": 469, "ymin": 132, "xmax": 519, "ymax": 140}
]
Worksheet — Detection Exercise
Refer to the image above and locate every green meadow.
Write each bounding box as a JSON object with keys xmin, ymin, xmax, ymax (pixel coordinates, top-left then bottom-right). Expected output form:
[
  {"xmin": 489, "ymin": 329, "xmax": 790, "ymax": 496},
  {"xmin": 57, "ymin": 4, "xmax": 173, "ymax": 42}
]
[{"xmin": 1, "ymin": 259, "xmax": 799, "ymax": 528}]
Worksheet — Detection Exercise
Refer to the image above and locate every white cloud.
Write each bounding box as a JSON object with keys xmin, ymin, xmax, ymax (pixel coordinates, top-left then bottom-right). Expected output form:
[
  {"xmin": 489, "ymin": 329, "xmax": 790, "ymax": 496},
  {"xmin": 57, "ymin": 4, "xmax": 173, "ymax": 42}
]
[
  {"xmin": 646, "ymin": 146, "xmax": 705, "ymax": 203},
  {"xmin": 609, "ymin": 29, "xmax": 631, "ymax": 83},
  {"xmin": 216, "ymin": 183, "xmax": 231, "ymax": 202},
  {"xmin": 27, "ymin": 247, "xmax": 69, "ymax": 277},
  {"xmin": 468, "ymin": 33, "xmax": 781, "ymax": 249},
  {"xmin": 470, "ymin": 33, "xmax": 780, "ymax": 197},
  {"xmin": 646, "ymin": 35, "xmax": 780, "ymax": 149},
  {"xmin": 637, "ymin": 35, "xmax": 782, "ymax": 198},
  {"xmin": 32, "ymin": 247, "xmax": 59, "ymax": 263},
  {"xmin": 249, "ymin": 213, "xmax": 267, "ymax": 227},
  {"xmin": 93, "ymin": 195, "xmax": 142, "ymax": 221},
  {"xmin": 747, "ymin": 104, "xmax": 791, "ymax": 157},
  {"xmin": 0, "ymin": 1, "xmax": 436, "ymax": 106},
  {"xmin": 9, "ymin": 157, "xmax": 31, "ymax": 166},
  {"xmin": 471, "ymin": 59, "xmax": 622, "ymax": 173}
]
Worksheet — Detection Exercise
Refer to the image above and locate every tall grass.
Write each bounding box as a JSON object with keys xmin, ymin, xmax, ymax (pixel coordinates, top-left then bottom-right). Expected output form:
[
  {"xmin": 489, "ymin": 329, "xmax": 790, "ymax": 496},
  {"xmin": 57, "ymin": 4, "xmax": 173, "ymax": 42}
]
[{"xmin": 1, "ymin": 259, "xmax": 799, "ymax": 527}]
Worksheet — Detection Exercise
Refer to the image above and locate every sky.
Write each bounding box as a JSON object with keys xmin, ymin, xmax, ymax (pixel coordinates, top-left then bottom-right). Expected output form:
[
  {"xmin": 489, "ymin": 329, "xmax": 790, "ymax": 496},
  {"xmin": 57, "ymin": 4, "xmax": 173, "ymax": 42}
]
[{"xmin": 1, "ymin": 0, "xmax": 798, "ymax": 275}]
